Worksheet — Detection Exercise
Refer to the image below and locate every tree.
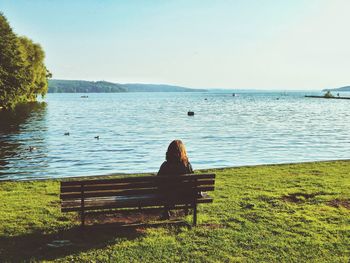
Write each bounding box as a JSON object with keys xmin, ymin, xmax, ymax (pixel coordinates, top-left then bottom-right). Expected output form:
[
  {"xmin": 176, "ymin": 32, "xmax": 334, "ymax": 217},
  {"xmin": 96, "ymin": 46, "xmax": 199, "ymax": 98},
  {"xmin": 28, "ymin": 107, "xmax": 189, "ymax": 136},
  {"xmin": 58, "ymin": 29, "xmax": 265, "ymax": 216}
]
[
  {"xmin": 0, "ymin": 13, "xmax": 28, "ymax": 108},
  {"xmin": 324, "ymin": 91, "xmax": 334, "ymax": 98},
  {"xmin": 0, "ymin": 13, "xmax": 50, "ymax": 109},
  {"xmin": 19, "ymin": 36, "xmax": 51, "ymax": 100}
]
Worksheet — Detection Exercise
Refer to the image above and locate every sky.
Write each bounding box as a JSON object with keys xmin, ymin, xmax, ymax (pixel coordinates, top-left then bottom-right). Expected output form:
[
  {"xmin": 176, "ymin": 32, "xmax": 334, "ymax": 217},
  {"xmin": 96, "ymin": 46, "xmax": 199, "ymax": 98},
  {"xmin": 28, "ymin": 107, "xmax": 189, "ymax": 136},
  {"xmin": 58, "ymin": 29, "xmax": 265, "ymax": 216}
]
[{"xmin": 1, "ymin": 0, "xmax": 349, "ymax": 90}]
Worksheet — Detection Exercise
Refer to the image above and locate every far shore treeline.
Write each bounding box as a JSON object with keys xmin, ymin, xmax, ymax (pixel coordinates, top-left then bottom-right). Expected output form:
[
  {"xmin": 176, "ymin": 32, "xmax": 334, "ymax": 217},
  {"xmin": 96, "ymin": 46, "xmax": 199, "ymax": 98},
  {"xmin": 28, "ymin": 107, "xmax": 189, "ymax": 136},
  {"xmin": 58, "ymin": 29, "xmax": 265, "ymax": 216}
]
[
  {"xmin": 0, "ymin": 13, "xmax": 51, "ymax": 109},
  {"xmin": 48, "ymin": 79, "xmax": 207, "ymax": 93}
]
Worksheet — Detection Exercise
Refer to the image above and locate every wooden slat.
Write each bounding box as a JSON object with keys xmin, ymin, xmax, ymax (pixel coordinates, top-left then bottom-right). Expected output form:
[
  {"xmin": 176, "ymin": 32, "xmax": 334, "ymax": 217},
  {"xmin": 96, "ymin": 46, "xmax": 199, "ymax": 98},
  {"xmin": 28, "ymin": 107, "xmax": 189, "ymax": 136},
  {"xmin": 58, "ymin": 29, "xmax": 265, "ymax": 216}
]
[
  {"xmin": 61, "ymin": 195, "xmax": 212, "ymax": 207},
  {"xmin": 61, "ymin": 181, "xmax": 156, "ymax": 193},
  {"xmin": 60, "ymin": 186, "xmax": 215, "ymax": 200},
  {"xmin": 61, "ymin": 195, "xmax": 160, "ymax": 210},
  {"xmin": 61, "ymin": 173, "xmax": 215, "ymax": 187},
  {"xmin": 61, "ymin": 176, "xmax": 156, "ymax": 187},
  {"xmin": 61, "ymin": 188, "xmax": 157, "ymax": 200},
  {"xmin": 61, "ymin": 197, "xmax": 213, "ymax": 212},
  {"xmin": 61, "ymin": 179, "xmax": 215, "ymax": 193}
]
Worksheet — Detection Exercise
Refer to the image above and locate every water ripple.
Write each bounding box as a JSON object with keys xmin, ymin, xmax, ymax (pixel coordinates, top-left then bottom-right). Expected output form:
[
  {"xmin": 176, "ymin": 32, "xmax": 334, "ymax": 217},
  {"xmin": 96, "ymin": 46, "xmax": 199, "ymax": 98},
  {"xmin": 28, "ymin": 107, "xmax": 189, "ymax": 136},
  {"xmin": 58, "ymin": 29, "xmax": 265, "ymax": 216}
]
[{"xmin": 1, "ymin": 92, "xmax": 350, "ymax": 180}]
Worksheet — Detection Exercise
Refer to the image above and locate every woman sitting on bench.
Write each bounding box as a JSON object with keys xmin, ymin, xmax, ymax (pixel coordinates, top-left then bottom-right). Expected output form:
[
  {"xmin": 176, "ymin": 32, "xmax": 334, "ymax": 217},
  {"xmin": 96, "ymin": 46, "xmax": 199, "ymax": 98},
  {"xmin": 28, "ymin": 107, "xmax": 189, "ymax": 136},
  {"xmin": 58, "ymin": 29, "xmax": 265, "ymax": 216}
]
[{"xmin": 157, "ymin": 140, "xmax": 194, "ymax": 219}]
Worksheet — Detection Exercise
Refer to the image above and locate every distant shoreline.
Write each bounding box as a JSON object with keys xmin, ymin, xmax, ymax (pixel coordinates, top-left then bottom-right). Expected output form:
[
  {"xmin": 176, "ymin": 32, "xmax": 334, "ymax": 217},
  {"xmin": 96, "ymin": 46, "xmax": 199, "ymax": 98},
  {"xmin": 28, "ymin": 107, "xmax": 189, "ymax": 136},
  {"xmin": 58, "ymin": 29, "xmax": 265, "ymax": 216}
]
[
  {"xmin": 48, "ymin": 79, "xmax": 207, "ymax": 93},
  {"xmin": 305, "ymin": 95, "xmax": 350, "ymax": 100}
]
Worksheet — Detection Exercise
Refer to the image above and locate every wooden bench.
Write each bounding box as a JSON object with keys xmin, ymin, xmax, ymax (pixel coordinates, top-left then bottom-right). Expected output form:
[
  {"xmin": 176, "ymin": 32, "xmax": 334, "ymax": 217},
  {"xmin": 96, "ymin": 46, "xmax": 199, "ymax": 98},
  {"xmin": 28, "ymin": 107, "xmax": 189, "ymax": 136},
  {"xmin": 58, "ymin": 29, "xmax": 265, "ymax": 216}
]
[{"xmin": 60, "ymin": 173, "xmax": 215, "ymax": 226}]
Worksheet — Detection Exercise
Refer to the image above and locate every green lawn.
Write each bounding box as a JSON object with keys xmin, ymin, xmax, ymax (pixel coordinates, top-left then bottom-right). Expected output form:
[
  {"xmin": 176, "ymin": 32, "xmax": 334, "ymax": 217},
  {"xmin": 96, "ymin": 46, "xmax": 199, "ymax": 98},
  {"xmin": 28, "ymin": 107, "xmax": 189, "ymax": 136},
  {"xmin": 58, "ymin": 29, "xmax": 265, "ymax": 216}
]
[{"xmin": 0, "ymin": 160, "xmax": 349, "ymax": 262}]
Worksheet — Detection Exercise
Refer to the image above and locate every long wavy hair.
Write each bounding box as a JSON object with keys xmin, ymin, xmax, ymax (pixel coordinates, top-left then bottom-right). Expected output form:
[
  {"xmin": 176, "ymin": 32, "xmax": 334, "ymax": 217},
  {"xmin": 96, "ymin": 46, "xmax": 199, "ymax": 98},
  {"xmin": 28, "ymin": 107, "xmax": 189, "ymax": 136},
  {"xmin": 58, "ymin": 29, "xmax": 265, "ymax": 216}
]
[{"xmin": 166, "ymin": 140, "xmax": 189, "ymax": 166}]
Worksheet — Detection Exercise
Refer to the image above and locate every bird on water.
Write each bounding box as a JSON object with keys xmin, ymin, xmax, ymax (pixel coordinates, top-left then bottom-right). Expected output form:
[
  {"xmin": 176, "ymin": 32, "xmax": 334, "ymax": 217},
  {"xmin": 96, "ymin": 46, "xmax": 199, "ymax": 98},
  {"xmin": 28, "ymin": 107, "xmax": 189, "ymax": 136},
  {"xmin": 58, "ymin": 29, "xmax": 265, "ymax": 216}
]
[{"xmin": 28, "ymin": 146, "xmax": 36, "ymax": 151}]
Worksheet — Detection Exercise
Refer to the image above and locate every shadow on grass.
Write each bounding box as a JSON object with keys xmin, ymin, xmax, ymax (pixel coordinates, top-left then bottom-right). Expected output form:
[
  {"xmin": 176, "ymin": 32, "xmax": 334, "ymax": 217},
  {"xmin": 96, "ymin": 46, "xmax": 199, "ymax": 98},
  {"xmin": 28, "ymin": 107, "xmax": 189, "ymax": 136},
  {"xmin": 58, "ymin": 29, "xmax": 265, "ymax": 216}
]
[{"xmin": 0, "ymin": 221, "xmax": 189, "ymax": 262}]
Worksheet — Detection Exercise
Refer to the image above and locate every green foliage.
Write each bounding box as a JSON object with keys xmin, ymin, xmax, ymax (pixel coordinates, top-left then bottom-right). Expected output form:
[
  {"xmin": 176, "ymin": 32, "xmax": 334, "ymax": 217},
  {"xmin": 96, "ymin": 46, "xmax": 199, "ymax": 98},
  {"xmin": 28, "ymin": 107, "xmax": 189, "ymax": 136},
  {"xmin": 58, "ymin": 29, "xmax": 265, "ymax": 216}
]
[
  {"xmin": 19, "ymin": 37, "xmax": 50, "ymax": 99},
  {"xmin": 0, "ymin": 160, "xmax": 349, "ymax": 262},
  {"xmin": 324, "ymin": 91, "xmax": 334, "ymax": 98},
  {"xmin": 0, "ymin": 13, "xmax": 50, "ymax": 109},
  {"xmin": 0, "ymin": 13, "xmax": 28, "ymax": 108}
]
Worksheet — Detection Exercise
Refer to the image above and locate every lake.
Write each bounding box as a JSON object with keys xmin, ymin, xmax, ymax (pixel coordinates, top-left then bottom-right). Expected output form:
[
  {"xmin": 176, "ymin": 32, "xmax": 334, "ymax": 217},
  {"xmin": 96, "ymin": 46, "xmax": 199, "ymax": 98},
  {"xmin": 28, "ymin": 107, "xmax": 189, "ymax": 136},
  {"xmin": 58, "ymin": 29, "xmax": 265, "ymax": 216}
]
[{"xmin": 0, "ymin": 91, "xmax": 349, "ymax": 181}]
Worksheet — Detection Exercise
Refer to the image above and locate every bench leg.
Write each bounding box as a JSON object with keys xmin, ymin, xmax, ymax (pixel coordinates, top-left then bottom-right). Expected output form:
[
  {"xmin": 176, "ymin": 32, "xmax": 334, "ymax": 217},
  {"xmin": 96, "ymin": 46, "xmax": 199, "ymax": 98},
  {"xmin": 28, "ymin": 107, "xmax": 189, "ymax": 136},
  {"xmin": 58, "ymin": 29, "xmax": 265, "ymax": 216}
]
[
  {"xmin": 81, "ymin": 211, "xmax": 85, "ymax": 227},
  {"xmin": 184, "ymin": 204, "xmax": 189, "ymax": 216},
  {"xmin": 80, "ymin": 184, "xmax": 85, "ymax": 227},
  {"xmin": 193, "ymin": 203, "xmax": 197, "ymax": 226}
]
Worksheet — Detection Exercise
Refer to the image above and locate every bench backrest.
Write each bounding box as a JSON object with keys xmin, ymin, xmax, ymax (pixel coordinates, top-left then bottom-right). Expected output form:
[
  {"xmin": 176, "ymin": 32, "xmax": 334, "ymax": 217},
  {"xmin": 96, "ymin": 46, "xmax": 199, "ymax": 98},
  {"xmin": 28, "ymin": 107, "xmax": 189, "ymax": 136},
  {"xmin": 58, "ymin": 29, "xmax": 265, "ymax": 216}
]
[{"xmin": 60, "ymin": 173, "xmax": 215, "ymax": 213}]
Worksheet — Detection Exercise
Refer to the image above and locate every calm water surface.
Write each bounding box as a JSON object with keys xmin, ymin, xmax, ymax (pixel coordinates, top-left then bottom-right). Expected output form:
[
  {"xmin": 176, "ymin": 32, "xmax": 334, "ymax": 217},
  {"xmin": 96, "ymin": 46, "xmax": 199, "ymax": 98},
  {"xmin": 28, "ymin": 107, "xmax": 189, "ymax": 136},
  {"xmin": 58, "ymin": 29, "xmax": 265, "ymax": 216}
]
[{"xmin": 1, "ymin": 91, "xmax": 349, "ymax": 180}]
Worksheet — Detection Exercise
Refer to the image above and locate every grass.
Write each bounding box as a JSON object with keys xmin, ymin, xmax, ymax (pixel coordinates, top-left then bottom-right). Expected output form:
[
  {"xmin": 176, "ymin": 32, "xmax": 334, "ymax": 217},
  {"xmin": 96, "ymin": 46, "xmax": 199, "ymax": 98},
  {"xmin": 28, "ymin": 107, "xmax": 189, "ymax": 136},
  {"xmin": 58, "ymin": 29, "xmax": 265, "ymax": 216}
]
[{"xmin": 0, "ymin": 160, "xmax": 349, "ymax": 262}]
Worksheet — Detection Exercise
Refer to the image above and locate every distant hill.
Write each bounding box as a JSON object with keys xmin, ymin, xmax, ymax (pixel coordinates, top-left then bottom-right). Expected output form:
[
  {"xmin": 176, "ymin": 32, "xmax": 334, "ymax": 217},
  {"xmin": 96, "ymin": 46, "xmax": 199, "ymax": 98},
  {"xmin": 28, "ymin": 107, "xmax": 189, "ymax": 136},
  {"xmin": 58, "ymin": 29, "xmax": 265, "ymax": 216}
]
[
  {"xmin": 48, "ymin": 80, "xmax": 126, "ymax": 93},
  {"xmin": 48, "ymin": 79, "xmax": 206, "ymax": 93},
  {"xmin": 122, "ymin": 83, "xmax": 206, "ymax": 92},
  {"xmin": 322, "ymin": 86, "xmax": 350, "ymax": 92}
]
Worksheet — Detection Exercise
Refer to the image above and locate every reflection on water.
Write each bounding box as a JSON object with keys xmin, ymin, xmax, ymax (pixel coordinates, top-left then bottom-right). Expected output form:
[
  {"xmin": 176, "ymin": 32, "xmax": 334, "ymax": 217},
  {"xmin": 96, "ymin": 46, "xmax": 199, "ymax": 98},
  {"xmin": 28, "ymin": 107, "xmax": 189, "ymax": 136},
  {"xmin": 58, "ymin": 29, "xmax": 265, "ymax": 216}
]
[{"xmin": 0, "ymin": 102, "xmax": 48, "ymax": 180}]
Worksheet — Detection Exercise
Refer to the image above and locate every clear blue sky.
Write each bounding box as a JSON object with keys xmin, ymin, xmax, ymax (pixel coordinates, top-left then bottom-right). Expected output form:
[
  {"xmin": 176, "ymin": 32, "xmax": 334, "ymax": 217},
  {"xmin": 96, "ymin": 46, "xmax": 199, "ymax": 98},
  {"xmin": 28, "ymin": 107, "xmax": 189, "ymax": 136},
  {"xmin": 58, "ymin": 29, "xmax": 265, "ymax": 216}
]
[{"xmin": 1, "ymin": 0, "xmax": 349, "ymax": 90}]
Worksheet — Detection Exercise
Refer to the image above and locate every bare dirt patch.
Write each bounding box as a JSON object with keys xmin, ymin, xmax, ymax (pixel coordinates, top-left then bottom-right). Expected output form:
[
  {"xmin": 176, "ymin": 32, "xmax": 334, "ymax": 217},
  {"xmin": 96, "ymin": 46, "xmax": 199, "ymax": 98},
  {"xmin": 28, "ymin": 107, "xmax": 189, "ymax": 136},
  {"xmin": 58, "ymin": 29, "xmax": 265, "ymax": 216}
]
[
  {"xmin": 83, "ymin": 211, "xmax": 161, "ymax": 225},
  {"xmin": 310, "ymin": 169, "xmax": 324, "ymax": 175},
  {"xmin": 282, "ymin": 193, "xmax": 318, "ymax": 203},
  {"xmin": 327, "ymin": 199, "xmax": 350, "ymax": 210},
  {"xmin": 200, "ymin": 223, "xmax": 224, "ymax": 229},
  {"xmin": 77, "ymin": 209, "xmax": 191, "ymax": 225}
]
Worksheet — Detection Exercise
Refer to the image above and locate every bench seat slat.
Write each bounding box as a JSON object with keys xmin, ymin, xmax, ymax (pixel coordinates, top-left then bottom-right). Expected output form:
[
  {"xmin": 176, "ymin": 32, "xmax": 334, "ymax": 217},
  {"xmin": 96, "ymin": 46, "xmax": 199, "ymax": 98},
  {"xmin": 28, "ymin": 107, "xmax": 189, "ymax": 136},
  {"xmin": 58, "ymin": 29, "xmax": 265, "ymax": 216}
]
[
  {"xmin": 61, "ymin": 179, "xmax": 215, "ymax": 193},
  {"xmin": 61, "ymin": 197, "xmax": 213, "ymax": 212},
  {"xmin": 61, "ymin": 173, "xmax": 215, "ymax": 187},
  {"xmin": 60, "ymin": 186, "xmax": 215, "ymax": 200},
  {"xmin": 62, "ymin": 194, "xmax": 212, "ymax": 208}
]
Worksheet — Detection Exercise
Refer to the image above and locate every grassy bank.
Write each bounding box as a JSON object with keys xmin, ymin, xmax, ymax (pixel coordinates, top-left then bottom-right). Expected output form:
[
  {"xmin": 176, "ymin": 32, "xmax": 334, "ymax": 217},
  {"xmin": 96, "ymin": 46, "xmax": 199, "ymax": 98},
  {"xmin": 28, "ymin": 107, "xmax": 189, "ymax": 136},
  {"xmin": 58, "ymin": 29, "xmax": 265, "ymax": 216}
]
[{"xmin": 0, "ymin": 160, "xmax": 349, "ymax": 262}]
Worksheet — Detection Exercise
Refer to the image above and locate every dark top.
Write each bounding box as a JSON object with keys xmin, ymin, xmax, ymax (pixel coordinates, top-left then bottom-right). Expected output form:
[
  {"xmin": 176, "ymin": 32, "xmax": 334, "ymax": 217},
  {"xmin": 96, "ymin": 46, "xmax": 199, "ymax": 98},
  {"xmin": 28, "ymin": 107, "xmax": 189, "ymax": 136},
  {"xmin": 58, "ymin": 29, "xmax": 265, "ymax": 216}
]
[{"xmin": 157, "ymin": 161, "xmax": 193, "ymax": 176}]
